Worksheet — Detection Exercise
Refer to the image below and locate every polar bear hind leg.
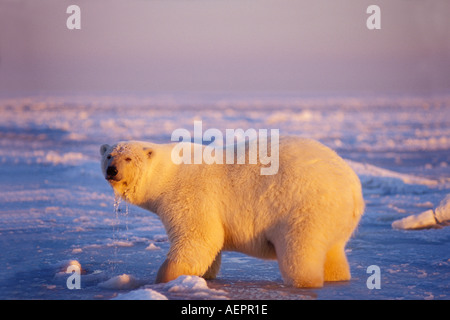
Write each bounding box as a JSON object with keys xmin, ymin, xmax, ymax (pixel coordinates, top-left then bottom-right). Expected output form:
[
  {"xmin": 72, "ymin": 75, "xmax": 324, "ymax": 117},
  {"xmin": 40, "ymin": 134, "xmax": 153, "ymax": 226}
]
[
  {"xmin": 272, "ymin": 225, "xmax": 327, "ymax": 288},
  {"xmin": 324, "ymin": 242, "xmax": 351, "ymax": 282}
]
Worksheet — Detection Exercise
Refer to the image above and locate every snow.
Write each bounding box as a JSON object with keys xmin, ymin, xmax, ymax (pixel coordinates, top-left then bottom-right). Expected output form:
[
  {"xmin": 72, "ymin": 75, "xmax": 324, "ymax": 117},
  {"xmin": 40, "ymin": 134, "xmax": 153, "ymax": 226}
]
[
  {"xmin": 113, "ymin": 288, "xmax": 168, "ymax": 300},
  {"xmin": 435, "ymin": 195, "xmax": 450, "ymax": 223},
  {"xmin": 166, "ymin": 275, "xmax": 210, "ymax": 293},
  {"xmin": 392, "ymin": 195, "xmax": 450, "ymax": 229},
  {"xmin": 155, "ymin": 275, "xmax": 228, "ymax": 300},
  {"xmin": 104, "ymin": 275, "xmax": 228, "ymax": 300},
  {"xmin": 0, "ymin": 93, "xmax": 449, "ymax": 300},
  {"xmin": 98, "ymin": 274, "xmax": 141, "ymax": 290},
  {"xmin": 116, "ymin": 275, "xmax": 228, "ymax": 300},
  {"xmin": 392, "ymin": 210, "xmax": 437, "ymax": 230},
  {"xmin": 346, "ymin": 160, "xmax": 439, "ymax": 186},
  {"xmin": 145, "ymin": 243, "xmax": 161, "ymax": 251}
]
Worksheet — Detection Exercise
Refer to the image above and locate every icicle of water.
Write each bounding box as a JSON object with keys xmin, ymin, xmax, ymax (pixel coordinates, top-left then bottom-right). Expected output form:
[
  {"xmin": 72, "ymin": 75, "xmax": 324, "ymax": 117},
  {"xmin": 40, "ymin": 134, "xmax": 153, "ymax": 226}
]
[
  {"xmin": 113, "ymin": 194, "xmax": 121, "ymax": 218},
  {"xmin": 110, "ymin": 193, "xmax": 131, "ymax": 275},
  {"xmin": 124, "ymin": 201, "xmax": 129, "ymax": 241},
  {"xmin": 110, "ymin": 193, "xmax": 122, "ymax": 273},
  {"xmin": 113, "ymin": 193, "xmax": 122, "ymax": 235}
]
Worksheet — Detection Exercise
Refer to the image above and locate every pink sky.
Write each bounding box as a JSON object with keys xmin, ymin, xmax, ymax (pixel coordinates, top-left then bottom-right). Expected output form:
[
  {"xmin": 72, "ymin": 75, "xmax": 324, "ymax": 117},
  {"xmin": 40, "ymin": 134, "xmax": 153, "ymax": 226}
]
[{"xmin": 1, "ymin": 0, "xmax": 449, "ymax": 96}]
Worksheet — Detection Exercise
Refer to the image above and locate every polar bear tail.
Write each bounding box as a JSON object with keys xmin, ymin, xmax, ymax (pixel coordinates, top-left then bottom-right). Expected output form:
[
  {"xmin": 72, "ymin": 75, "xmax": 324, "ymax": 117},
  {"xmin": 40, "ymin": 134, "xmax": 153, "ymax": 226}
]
[{"xmin": 352, "ymin": 181, "xmax": 365, "ymax": 223}]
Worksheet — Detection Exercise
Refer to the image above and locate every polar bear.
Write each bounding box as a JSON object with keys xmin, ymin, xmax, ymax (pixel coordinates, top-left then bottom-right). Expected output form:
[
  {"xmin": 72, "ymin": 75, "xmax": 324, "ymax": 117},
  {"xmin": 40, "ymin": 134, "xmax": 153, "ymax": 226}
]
[{"xmin": 100, "ymin": 136, "xmax": 364, "ymax": 288}]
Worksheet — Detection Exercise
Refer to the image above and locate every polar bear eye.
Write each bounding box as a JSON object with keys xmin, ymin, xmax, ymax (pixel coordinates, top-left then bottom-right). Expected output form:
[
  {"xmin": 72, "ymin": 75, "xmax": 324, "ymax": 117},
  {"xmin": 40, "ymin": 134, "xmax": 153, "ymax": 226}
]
[{"xmin": 125, "ymin": 157, "xmax": 132, "ymax": 162}]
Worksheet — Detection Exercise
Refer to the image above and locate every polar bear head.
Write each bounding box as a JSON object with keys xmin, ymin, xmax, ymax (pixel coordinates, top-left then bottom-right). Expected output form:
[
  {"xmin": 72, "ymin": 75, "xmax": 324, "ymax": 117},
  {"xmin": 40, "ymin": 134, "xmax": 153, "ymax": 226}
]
[{"xmin": 100, "ymin": 141, "xmax": 154, "ymax": 199}]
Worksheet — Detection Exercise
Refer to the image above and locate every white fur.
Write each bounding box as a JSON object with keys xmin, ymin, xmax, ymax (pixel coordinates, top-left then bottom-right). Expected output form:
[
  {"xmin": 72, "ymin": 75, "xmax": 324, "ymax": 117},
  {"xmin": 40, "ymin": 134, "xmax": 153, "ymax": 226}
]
[{"xmin": 100, "ymin": 136, "xmax": 364, "ymax": 288}]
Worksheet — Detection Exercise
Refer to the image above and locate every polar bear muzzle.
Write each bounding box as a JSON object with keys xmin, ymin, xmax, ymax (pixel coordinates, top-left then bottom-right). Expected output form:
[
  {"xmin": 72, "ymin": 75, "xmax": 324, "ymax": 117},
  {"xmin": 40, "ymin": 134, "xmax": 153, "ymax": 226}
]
[{"xmin": 106, "ymin": 165, "xmax": 119, "ymax": 180}]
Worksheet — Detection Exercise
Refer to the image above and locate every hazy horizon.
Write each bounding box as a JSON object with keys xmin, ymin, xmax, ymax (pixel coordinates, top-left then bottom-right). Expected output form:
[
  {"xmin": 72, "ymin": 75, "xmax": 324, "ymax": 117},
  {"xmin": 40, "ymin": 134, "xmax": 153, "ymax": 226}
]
[{"xmin": 1, "ymin": 0, "xmax": 449, "ymax": 97}]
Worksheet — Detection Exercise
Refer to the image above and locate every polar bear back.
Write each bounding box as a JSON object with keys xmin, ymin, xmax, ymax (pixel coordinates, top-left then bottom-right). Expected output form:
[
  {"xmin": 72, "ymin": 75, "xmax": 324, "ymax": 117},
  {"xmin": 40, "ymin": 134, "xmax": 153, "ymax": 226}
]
[{"xmin": 164, "ymin": 136, "xmax": 364, "ymax": 258}]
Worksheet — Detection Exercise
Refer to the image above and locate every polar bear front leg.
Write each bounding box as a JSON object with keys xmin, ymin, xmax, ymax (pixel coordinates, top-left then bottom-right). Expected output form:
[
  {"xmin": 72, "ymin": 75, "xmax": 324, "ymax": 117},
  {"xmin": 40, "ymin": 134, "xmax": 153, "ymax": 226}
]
[
  {"xmin": 156, "ymin": 258, "xmax": 195, "ymax": 283},
  {"xmin": 155, "ymin": 237, "xmax": 223, "ymax": 283},
  {"xmin": 155, "ymin": 251, "xmax": 218, "ymax": 283},
  {"xmin": 202, "ymin": 251, "xmax": 222, "ymax": 280}
]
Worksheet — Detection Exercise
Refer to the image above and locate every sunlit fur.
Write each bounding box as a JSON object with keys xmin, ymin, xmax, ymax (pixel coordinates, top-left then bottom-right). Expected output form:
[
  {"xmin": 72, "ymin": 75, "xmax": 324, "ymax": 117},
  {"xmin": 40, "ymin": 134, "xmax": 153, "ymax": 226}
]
[{"xmin": 100, "ymin": 136, "xmax": 364, "ymax": 288}]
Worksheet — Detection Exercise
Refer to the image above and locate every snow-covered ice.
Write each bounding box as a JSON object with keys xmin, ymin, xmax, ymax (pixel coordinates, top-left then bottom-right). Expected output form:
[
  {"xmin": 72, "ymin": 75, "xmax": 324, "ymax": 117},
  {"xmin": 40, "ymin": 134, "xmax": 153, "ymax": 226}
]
[
  {"xmin": 98, "ymin": 274, "xmax": 141, "ymax": 290},
  {"xmin": 112, "ymin": 275, "xmax": 227, "ymax": 300},
  {"xmin": 435, "ymin": 195, "xmax": 450, "ymax": 223},
  {"xmin": 392, "ymin": 210, "xmax": 438, "ymax": 230},
  {"xmin": 0, "ymin": 93, "xmax": 449, "ymax": 300},
  {"xmin": 113, "ymin": 288, "xmax": 168, "ymax": 300},
  {"xmin": 392, "ymin": 195, "xmax": 450, "ymax": 230}
]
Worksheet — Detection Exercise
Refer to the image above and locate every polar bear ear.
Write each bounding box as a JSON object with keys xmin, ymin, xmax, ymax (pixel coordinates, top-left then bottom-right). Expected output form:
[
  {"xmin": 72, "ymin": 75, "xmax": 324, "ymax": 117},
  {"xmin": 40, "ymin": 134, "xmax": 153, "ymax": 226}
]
[
  {"xmin": 143, "ymin": 147, "xmax": 153, "ymax": 159},
  {"xmin": 100, "ymin": 144, "xmax": 110, "ymax": 156}
]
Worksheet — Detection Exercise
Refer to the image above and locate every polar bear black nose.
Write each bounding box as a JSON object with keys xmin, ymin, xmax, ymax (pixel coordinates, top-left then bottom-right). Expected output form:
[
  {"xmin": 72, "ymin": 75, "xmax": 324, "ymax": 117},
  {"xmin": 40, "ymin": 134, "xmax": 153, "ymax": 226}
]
[{"xmin": 106, "ymin": 166, "xmax": 118, "ymax": 178}]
